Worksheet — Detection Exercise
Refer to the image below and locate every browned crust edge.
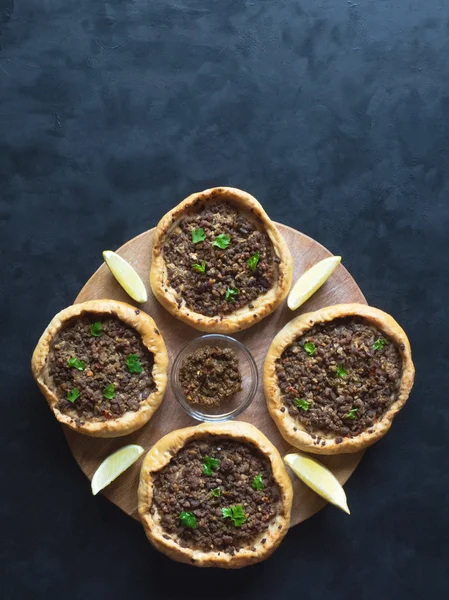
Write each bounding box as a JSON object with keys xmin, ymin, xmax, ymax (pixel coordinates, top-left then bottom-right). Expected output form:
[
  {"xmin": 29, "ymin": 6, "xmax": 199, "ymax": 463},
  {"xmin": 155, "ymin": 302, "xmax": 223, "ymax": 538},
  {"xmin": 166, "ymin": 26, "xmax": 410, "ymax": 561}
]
[
  {"xmin": 149, "ymin": 187, "xmax": 293, "ymax": 333},
  {"xmin": 264, "ymin": 303, "xmax": 415, "ymax": 455},
  {"xmin": 137, "ymin": 421, "xmax": 293, "ymax": 568},
  {"xmin": 31, "ymin": 299, "xmax": 168, "ymax": 437}
]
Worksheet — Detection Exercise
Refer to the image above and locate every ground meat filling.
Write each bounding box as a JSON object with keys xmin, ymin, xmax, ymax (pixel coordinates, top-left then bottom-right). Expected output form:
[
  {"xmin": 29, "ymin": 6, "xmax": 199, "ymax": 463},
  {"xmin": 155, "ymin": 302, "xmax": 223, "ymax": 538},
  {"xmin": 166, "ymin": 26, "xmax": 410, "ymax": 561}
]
[
  {"xmin": 48, "ymin": 315, "xmax": 155, "ymax": 422},
  {"xmin": 162, "ymin": 201, "xmax": 277, "ymax": 316},
  {"xmin": 179, "ymin": 346, "xmax": 242, "ymax": 406},
  {"xmin": 275, "ymin": 318, "xmax": 403, "ymax": 438},
  {"xmin": 152, "ymin": 438, "xmax": 280, "ymax": 553}
]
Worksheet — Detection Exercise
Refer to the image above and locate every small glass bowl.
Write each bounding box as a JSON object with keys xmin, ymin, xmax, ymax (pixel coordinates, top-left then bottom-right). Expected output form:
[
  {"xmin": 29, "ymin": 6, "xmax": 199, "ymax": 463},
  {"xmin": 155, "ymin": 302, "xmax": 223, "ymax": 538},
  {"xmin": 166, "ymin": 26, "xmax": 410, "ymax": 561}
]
[{"xmin": 171, "ymin": 334, "xmax": 258, "ymax": 422}]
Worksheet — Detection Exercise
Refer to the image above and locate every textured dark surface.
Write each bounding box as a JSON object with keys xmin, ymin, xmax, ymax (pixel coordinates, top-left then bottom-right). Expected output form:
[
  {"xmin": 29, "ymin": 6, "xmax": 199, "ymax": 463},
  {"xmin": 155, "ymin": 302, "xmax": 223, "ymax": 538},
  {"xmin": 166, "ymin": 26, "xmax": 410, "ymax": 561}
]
[{"xmin": 1, "ymin": 0, "xmax": 448, "ymax": 598}]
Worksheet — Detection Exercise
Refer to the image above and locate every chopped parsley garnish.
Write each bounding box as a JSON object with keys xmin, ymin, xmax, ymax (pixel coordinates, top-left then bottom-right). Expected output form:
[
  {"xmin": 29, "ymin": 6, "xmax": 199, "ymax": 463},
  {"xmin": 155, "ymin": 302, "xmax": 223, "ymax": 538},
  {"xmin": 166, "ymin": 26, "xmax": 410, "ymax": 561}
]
[
  {"xmin": 67, "ymin": 357, "xmax": 86, "ymax": 371},
  {"xmin": 346, "ymin": 408, "xmax": 358, "ymax": 420},
  {"xmin": 222, "ymin": 505, "xmax": 246, "ymax": 527},
  {"xmin": 247, "ymin": 252, "xmax": 260, "ymax": 272},
  {"xmin": 373, "ymin": 338, "xmax": 387, "ymax": 351},
  {"xmin": 336, "ymin": 364, "xmax": 348, "ymax": 378},
  {"xmin": 179, "ymin": 511, "xmax": 197, "ymax": 529},
  {"xmin": 295, "ymin": 398, "xmax": 310, "ymax": 411},
  {"xmin": 90, "ymin": 321, "xmax": 103, "ymax": 337},
  {"xmin": 213, "ymin": 234, "xmax": 231, "ymax": 249},
  {"xmin": 126, "ymin": 353, "xmax": 143, "ymax": 374},
  {"xmin": 203, "ymin": 455, "xmax": 219, "ymax": 476},
  {"xmin": 211, "ymin": 487, "xmax": 221, "ymax": 497},
  {"xmin": 192, "ymin": 260, "xmax": 206, "ymax": 273},
  {"xmin": 192, "ymin": 227, "xmax": 206, "ymax": 244},
  {"xmin": 67, "ymin": 388, "xmax": 80, "ymax": 403},
  {"xmin": 303, "ymin": 342, "xmax": 316, "ymax": 356},
  {"xmin": 103, "ymin": 383, "xmax": 116, "ymax": 399},
  {"xmin": 252, "ymin": 473, "xmax": 264, "ymax": 491},
  {"xmin": 225, "ymin": 287, "xmax": 239, "ymax": 302}
]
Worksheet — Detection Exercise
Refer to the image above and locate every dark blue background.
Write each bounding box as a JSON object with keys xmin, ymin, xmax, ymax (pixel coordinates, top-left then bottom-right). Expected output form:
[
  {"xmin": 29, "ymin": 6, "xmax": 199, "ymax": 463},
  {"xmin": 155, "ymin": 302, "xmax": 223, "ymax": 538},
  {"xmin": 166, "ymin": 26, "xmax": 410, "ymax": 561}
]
[{"xmin": 1, "ymin": 1, "xmax": 448, "ymax": 598}]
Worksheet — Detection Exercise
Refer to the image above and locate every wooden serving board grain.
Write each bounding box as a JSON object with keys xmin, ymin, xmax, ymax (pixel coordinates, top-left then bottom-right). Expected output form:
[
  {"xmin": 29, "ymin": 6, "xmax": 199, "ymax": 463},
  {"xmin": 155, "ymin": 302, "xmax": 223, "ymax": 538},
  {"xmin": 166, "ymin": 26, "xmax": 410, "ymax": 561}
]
[{"xmin": 66, "ymin": 223, "xmax": 366, "ymax": 526}]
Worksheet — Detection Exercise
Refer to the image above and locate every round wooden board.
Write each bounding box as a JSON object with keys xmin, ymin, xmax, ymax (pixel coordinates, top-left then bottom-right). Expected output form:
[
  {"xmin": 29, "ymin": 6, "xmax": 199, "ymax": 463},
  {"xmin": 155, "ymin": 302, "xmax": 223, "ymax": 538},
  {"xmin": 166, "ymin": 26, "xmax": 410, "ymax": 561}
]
[{"xmin": 65, "ymin": 223, "xmax": 366, "ymax": 525}]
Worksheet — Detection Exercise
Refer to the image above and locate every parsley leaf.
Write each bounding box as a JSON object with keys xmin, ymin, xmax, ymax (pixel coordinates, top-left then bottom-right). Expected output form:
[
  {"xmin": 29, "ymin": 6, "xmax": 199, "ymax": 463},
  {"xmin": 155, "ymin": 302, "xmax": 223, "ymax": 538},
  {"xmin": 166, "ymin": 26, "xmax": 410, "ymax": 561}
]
[
  {"xmin": 303, "ymin": 341, "xmax": 316, "ymax": 356},
  {"xmin": 103, "ymin": 383, "xmax": 115, "ymax": 399},
  {"xmin": 179, "ymin": 511, "xmax": 197, "ymax": 529},
  {"xmin": 336, "ymin": 364, "xmax": 348, "ymax": 378},
  {"xmin": 222, "ymin": 505, "xmax": 247, "ymax": 527},
  {"xmin": 222, "ymin": 507, "xmax": 232, "ymax": 519},
  {"xmin": 211, "ymin": 487, "xmax": 221, "ymax": 497},
  {"xmin": 90, "ymin": 321, "xmax": 103, "ymax": 337},
  {"xmin": 192, "ymin": 260, "xmax": 206, "ymax": 273},
  {"xmin": 126, "ymin": 354, "xmax": 143, "ymax": 374},
  {"xmin": 373, "ymin": 338, "xmax": 387, "ymax": 351},
  {"xmin": 213, "ymin": 233, "xmax": 231, "ymax": 249},
  {"xmin": 295, "ymin": 398, "xmax": 310, "ymax": 411},
  {"xmin": 192, "ymin": 227, "xmax": 206, "ymax": 244},
  {"xmin": 67, "ymin": 388, "xmax": 80, "ymax": 403},
  {"xmin": 67, "ymin": 357, "xmax": 86, "ymax": 371},
  {"xmin": 248, "ymin": 252, "xmax": 260, "ymax": 272},
  {"xmin": 225, "ymin": 287, "xmax": 239, "ymax": 302},
  {"xmin": 346, "ymin": 408, "xmax": 358, "ymax": 420},
  {"xmin": 203, "ymin": 455, "xmax": 219, "ymax": 476},
  {"xmin": 252, "ymin": 473, "xmax": 264, "ymax": 491}
]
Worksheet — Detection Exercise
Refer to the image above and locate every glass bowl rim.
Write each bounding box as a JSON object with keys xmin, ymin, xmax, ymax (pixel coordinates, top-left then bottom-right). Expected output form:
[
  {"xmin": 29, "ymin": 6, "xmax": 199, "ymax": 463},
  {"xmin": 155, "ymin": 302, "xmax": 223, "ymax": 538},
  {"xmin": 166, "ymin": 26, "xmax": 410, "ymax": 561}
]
[{"xmin": 170, "ymin": 333, "xmax": 259, "ymax": 423}]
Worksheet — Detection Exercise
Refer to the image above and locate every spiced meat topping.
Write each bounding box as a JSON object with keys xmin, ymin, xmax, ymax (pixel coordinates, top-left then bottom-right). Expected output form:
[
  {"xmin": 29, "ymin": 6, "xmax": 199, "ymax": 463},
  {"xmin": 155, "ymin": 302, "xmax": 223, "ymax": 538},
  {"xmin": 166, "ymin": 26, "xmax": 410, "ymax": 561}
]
[
  {"xmin": 48, "ymin": 314, "xmax": 155, "ymax": 421},
  {"xmin": 275, "ymin": 318, "xmax": 403, "ymax": 437},
  {"xmin": 152, "ymin": 437, "xmax": 280, "ymax": 553},
  {"xmin": 162, "ymin": 201, "xmax": 277, "ymax": 316},
  {"xmin": 179, "ymin": 346, "xmax": 242, "ymax": 407}
]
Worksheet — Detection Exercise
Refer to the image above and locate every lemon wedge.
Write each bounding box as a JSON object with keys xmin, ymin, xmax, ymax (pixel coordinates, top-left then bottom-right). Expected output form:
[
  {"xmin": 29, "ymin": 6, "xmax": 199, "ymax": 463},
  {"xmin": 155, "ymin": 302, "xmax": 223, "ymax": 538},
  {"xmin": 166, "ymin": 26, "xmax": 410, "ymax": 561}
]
[
  {"xmin": 91, "ymin": 444, "xmax": 144, "ymax": 495},
  {"xmin": 284, "ymin": 452, "xmax": 350, "ymax": 514},
  {"xmin": 287, "ymin": 256, "xmax": 341, "ymax": 310},
  {"xmin": 103, "ymin": 250, "xmax": 148, "ymax": 303}
]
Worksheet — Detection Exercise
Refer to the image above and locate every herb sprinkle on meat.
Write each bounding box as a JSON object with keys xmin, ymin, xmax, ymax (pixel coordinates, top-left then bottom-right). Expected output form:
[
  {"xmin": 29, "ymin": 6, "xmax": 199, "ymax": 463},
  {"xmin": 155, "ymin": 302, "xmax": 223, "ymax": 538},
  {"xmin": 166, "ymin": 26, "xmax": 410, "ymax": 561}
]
[
  {"xmin": 152, "ymin": 438, "xmax": 280, "ymax": 553},
  {"xmin": 275, "ymin": 318, "xmax": 403, "ymax": 437},
  {"xmin": 48, "ymin": 314, "xmax": 155, "ymax": 422},
  {"xmin": 162, "ymin": 202, "xmax": 277, "ymax": 316}
]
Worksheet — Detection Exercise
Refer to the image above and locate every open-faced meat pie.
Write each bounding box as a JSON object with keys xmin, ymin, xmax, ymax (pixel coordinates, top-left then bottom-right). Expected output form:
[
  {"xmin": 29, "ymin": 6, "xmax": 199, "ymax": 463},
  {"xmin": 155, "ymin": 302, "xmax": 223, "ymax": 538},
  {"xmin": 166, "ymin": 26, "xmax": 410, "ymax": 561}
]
[
  {"xmin": 138, "ymin": 422, "xmax": 293, "ymax": 568},
  {"xmin": 31, "ymin": 300, "xmax": 168, "ymax": 437},
  {"xmin": 264, "ymin": 304, "xmax": 414, "ymax": 454},
  {"xmin": 150, "ymin": 187, "xmax": 293, "ymax": 333}
]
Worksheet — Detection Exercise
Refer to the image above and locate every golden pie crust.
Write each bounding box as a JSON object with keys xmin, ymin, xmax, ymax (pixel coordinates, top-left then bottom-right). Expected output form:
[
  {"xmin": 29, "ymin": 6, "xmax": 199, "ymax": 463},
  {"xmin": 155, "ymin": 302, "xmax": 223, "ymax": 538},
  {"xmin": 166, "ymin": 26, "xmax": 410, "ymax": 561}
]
[
  {"xmin": 31, "ymin": 299, "xmax": 168, "ymax": 438},
  {"xmin": 138, "ymin": 421, "xmax": 293, "ymax": 568},
  {"xmin": 150, "ymin": 187, "xmax": 293, "ymax": 333},
  {"xmin": 264, "ymin": 303, "xmax": 415, "ymax": 454}
]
